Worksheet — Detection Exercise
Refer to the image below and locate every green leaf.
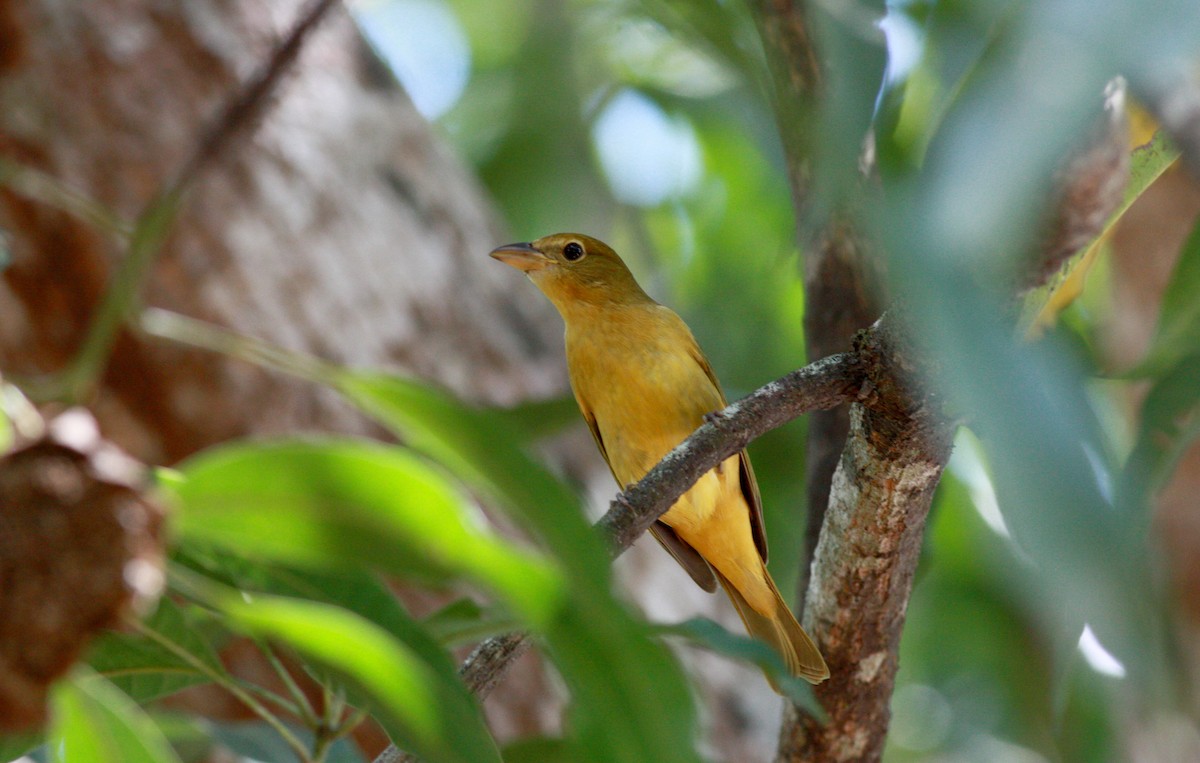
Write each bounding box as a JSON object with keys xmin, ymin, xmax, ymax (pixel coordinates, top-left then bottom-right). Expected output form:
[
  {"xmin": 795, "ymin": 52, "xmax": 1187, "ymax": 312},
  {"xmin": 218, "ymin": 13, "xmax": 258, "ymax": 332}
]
[
  {"xmin": 0, "ymin": 732, "xmax": 41, "ymax": 762},
  {"xmin": 176, "ymin": 547, "xmax": 464, "ymax": 679},
  {"xmin": 1131, "ymin": 211, "xmax": 1200, "ymax": 377},
  {"xmin": 87, "ymin": 596, "xmax": 222, "ymax": 703},
  {"xmin": 48, "ymin": 669, "xmax": 183, "ymax": 763},
  {"xmin": 655, "ymin": 618, "xmax": 823, "ymax": 715},
  {"xmin": 336, "ymin": 373, "xmax": 702, "ymax": 762},
  {"xmin": 176, "ymin": 548, "xmax": 491, "ymax": 728},
  {"xmin": 422, "ymin": 598, "xmax": 521, "ymax": 648},
  {"xmin": 214, "ymin": 588, "xmax": 501, "ymax": 763},
  {"xmin": 501, "ymin": 736, "xmax": 575, "ymax": 763},
  {"xmin": 1025, "ymin": 129, "xmax": 1180, "ymax": 338},
  {"xmin": 170, "ymin": 549, "xmax": 498, "ymax": 761},
  {"xmin": 334, "ymin": 375, "xmax": 588, "ymax": 551},
  {"xmin": 488, "ymin": 394, "xmax": 582, "ymax": 442},
  {"xmin": 1121, "ymin": 354, "xmax": 1200, "ymax": 505},
  {"xmin": 169, "ymin": 438, "xmax": 563, "ymax": 625}
]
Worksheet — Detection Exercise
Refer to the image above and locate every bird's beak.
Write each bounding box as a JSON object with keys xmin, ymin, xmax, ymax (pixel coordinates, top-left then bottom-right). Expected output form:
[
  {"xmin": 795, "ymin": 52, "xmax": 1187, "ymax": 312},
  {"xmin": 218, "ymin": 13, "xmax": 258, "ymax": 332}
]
[{"xmin": 489, "ymin": 242, "xmax": 552, "ymax": 272}]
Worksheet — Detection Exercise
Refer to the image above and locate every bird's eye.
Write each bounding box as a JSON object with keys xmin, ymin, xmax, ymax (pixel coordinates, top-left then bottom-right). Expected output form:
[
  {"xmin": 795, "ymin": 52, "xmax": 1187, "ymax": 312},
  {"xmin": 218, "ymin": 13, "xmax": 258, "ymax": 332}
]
[{"xmin": 563, "ymin": 241, "xmax": 585, "ymax": 261}]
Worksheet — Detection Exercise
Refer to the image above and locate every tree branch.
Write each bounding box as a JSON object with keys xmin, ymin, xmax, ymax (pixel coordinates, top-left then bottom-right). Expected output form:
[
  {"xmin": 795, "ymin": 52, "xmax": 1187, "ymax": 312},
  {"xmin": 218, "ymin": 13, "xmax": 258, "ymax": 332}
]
[
  {"xmin": 165, "ymin": 0, "xmax": 342, "ymax": 197},
  {"xmin": 595, "ymin": 351, "xmax": 864, "ymax": 555},
  {"xmin": 372, "ymin": 351, "xmax": 865, "ymax": 763},
  {"xmin": 779, "ymin": 314, "xmax": 954, "ymax": 762}
]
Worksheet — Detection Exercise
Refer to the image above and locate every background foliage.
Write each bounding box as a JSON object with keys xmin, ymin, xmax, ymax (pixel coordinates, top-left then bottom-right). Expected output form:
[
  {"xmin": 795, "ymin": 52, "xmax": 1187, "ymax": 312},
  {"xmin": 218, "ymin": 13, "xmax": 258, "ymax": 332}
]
[{"xmin": 3, "ymin": 0, "xmax": 1200, "ymax": 761}]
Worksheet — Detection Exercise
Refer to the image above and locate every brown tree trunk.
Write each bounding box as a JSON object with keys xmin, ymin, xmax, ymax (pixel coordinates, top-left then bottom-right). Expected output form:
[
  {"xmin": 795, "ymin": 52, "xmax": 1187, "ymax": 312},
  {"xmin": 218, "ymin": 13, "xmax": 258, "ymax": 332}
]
[
  {"xmin": 0, "ymin": 0, "xmax": 566, "ymax": 753},
  {"xmin": 0, "ymin": 0, "xmax": 565, "ymax": 463}
]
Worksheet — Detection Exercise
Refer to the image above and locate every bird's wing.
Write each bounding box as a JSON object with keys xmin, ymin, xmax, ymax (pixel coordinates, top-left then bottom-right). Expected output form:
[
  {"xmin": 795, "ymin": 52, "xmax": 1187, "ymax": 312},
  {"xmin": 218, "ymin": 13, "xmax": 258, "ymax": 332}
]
[
  {"xmin": 686, "ymin": 342, "xmax": 769, "ymax": 563},
  {"xmin": 649, "ymin": 523, "xmax": 717, "ymax": 592},
  {"xmin": 581, "ymin": 405, "xmax": 718, "ymax": 592}
]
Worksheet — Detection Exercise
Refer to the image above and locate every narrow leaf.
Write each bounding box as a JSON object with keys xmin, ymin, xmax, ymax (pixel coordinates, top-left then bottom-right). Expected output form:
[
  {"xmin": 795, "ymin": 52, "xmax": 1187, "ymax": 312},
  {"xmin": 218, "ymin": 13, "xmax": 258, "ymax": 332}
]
[
  {"xmin": 488, "ymin": 394, "xmax": 581, "ymax": 442},
  {"xmin": 87, "ymin": 597, "xmax": 222, "ymax": 703},
  {"xmin": 336, "ymin": 372, "xmax": 702, "ymax": 763},
  {"xmin": 422, "ymin": 598, "xmax": 521, "ymax": 647},
  {"xmin": 501, "ymin": 736, "xmax": 575, "ymax": 763},
  {"xmin": 656, "ymin": 618, "xmax": 823, "ymax": 714},
  {"xmin": 215, "ymin": 588, "xmax": 501, "ymax": 763},
  {"xmin": 1121, "ymin": 354, "xmax": 1200, "ymax": 504},
  {"xmin": 169, "ymin": 438, "xmax": 563, "ymax": 625},
  {"xmin": 1131, "ymin": 213, "xmax": 1200, "ymax": 376},
  {"xmin": 1026, "ymin": 129, "xmax": 1180, "ymax": 338},
  {"xmin": 48, "ymin": 669, "xmax": 182, "ymax": 763}
]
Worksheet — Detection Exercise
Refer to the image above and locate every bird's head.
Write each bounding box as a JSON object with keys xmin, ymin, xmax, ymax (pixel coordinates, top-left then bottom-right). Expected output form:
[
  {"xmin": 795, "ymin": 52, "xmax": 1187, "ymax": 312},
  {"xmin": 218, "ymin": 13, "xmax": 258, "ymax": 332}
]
[{"xmin": 489, "ymin": 233, "xmax": 652, "ymax": 313}]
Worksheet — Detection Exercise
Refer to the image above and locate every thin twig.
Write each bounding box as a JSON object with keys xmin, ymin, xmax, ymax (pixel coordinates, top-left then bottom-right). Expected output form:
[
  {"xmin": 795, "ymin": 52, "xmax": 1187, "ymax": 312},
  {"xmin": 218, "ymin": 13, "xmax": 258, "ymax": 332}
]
[
  {"xmin": 0, "ymin": 157, "xmax": 131, "ymax": 236},
  {"xmin": 165, "ymin": 0, "xmax": 341, "ymax": 196},
  {"xmin": 260, "ymin": 639, "xmax": 320, "ymax": 726},
  {"xmin": 128, "ymin": 617, "xmax": 313, "ymax": 762}
]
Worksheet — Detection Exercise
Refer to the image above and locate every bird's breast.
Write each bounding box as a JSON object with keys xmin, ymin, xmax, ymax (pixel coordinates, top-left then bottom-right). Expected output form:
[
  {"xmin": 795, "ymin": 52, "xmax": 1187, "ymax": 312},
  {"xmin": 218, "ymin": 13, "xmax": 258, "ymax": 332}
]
[{"xmin": 565, "ymin": 309, "xmax": 723, "ymax": 489}]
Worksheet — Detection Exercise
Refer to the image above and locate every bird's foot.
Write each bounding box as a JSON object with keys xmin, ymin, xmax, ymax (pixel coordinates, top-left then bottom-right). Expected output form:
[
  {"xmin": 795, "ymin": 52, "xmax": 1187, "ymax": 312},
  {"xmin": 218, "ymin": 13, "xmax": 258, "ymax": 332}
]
[{"xmin": 703, "ymin": 409, "xmax": 727, "ymax": 425}]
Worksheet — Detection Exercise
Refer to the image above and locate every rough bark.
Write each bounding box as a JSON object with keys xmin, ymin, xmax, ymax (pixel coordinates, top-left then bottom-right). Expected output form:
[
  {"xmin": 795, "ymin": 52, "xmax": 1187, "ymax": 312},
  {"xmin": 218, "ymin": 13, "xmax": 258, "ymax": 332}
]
[
  {"xmin": 799, "ymin": 220, "xmax": 883, "ymax": 575},
  {"xmin": 749, "ymin": 4, "xmax": 1132, "ymax": 760},
  {"xmin": 779, "ymin": 317, "xmax": 954, "ymax": 762}
]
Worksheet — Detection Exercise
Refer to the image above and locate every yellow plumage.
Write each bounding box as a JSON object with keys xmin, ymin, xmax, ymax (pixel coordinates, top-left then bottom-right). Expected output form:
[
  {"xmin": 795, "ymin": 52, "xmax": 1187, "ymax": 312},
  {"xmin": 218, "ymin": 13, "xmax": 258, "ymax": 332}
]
[{"xmin": 491, "ymin": 233, "xmax": 829, "ymax": 687}]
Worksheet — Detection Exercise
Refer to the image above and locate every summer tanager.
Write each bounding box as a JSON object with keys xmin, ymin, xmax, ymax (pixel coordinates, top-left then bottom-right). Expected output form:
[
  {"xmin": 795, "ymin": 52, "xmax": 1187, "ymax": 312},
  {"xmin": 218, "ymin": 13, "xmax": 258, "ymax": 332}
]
[{"xmin": 490, "ymin": 232, "xmax": 829, "ymax": 687}]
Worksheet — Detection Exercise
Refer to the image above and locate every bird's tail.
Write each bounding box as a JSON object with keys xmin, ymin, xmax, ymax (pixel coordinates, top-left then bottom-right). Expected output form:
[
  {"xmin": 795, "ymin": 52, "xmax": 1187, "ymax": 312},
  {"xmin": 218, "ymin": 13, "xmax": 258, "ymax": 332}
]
[{"xmin": 715, "ymin": 567, "xmax": 829, "ymax": 689}]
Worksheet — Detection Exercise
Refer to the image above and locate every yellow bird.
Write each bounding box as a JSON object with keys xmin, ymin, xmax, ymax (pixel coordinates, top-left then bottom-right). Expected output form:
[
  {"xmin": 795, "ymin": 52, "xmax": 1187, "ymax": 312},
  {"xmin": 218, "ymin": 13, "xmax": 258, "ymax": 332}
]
[{"xmin": 490, "ymin": 233, "xmax": 829, "ymax": 687}]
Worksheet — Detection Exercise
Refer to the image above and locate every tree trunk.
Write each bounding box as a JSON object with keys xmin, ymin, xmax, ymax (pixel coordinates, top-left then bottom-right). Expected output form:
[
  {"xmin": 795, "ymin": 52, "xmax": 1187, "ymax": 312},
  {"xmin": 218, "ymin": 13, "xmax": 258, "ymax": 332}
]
[
  {"xmin": 0, "ymin": 0, "xmax": 566, "ymax": 752},
  {"xmin": 0, "ymin": 0, "xmax": 565, "ymax": 464}
]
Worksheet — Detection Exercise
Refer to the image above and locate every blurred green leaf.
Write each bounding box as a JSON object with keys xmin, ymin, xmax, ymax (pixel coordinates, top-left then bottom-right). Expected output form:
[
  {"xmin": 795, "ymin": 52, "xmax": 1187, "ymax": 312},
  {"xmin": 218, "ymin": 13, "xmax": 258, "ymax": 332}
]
[
  {"xmin": 656, "ymin": 618, "xmax": 822, "ymax": 714},
  {"xmin": 0, "ymin": 733, "xmax": 40, "ymax": 762},
  {"xmin": 501, "ymin": 736, "xmax": 575, "ymax": 763},
  {"xmin": 1025, "ymin": 130, "xmax": 1180, "ymax": 338},
  {"xmin": 473, "ymin": 0, "xmax": 613, "ymax": 237},
  {"xmin": 600, "ymin": 0, "xmax": 762, "ymax": 90},
  {"xmin": 214, "ymin": 587, "xmax": 501, "ymax": 763},
  {"xmin": 148, "ymin": 713, "xmax": 215, "ymax": 763},
  {"xmin": 895, "ymin": 465, "xmax": 1109, "ymax": 760},
  {"xmin": 49, "ymin": 669, "xmax": 182, "ymax": 763},
  {"xmin": 87, "ymin": 597, "xmax": 221, "ymax": 704},
  {"xmin": 874, "ymin": 0, "xmax": 1181, "ymax": 704},
  {"xmin": 1121, "ymin": 354, "xmax": 1200, "ymax": 506},
  {"xmin": 810, "ymin": 0, "xmax": 888, "ymax": 215},
  {"xmin": 175, "ymin": 547, "xmax": 468, "ymax": 685},
  {"xmin": 1130, "ymin": 210, "xmax": 1200, "ymax": 377},
  {"xmin": 422, "ymin": 597, "xmax": 521, "ymax": 647},
  {"xmin": 335, "ymin": 375, "xmax": 585, "ymax": 540},
  {"xmin": 488, "ymin": 394, "xmax": 582, "ymax": 442},
  {"xmin": 336, "ymin": 372, "xmax": 702, "ymax": 762},
  {"xmin": 170, "ymin": 438, "xmax": 563, "ymax": 625}
]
